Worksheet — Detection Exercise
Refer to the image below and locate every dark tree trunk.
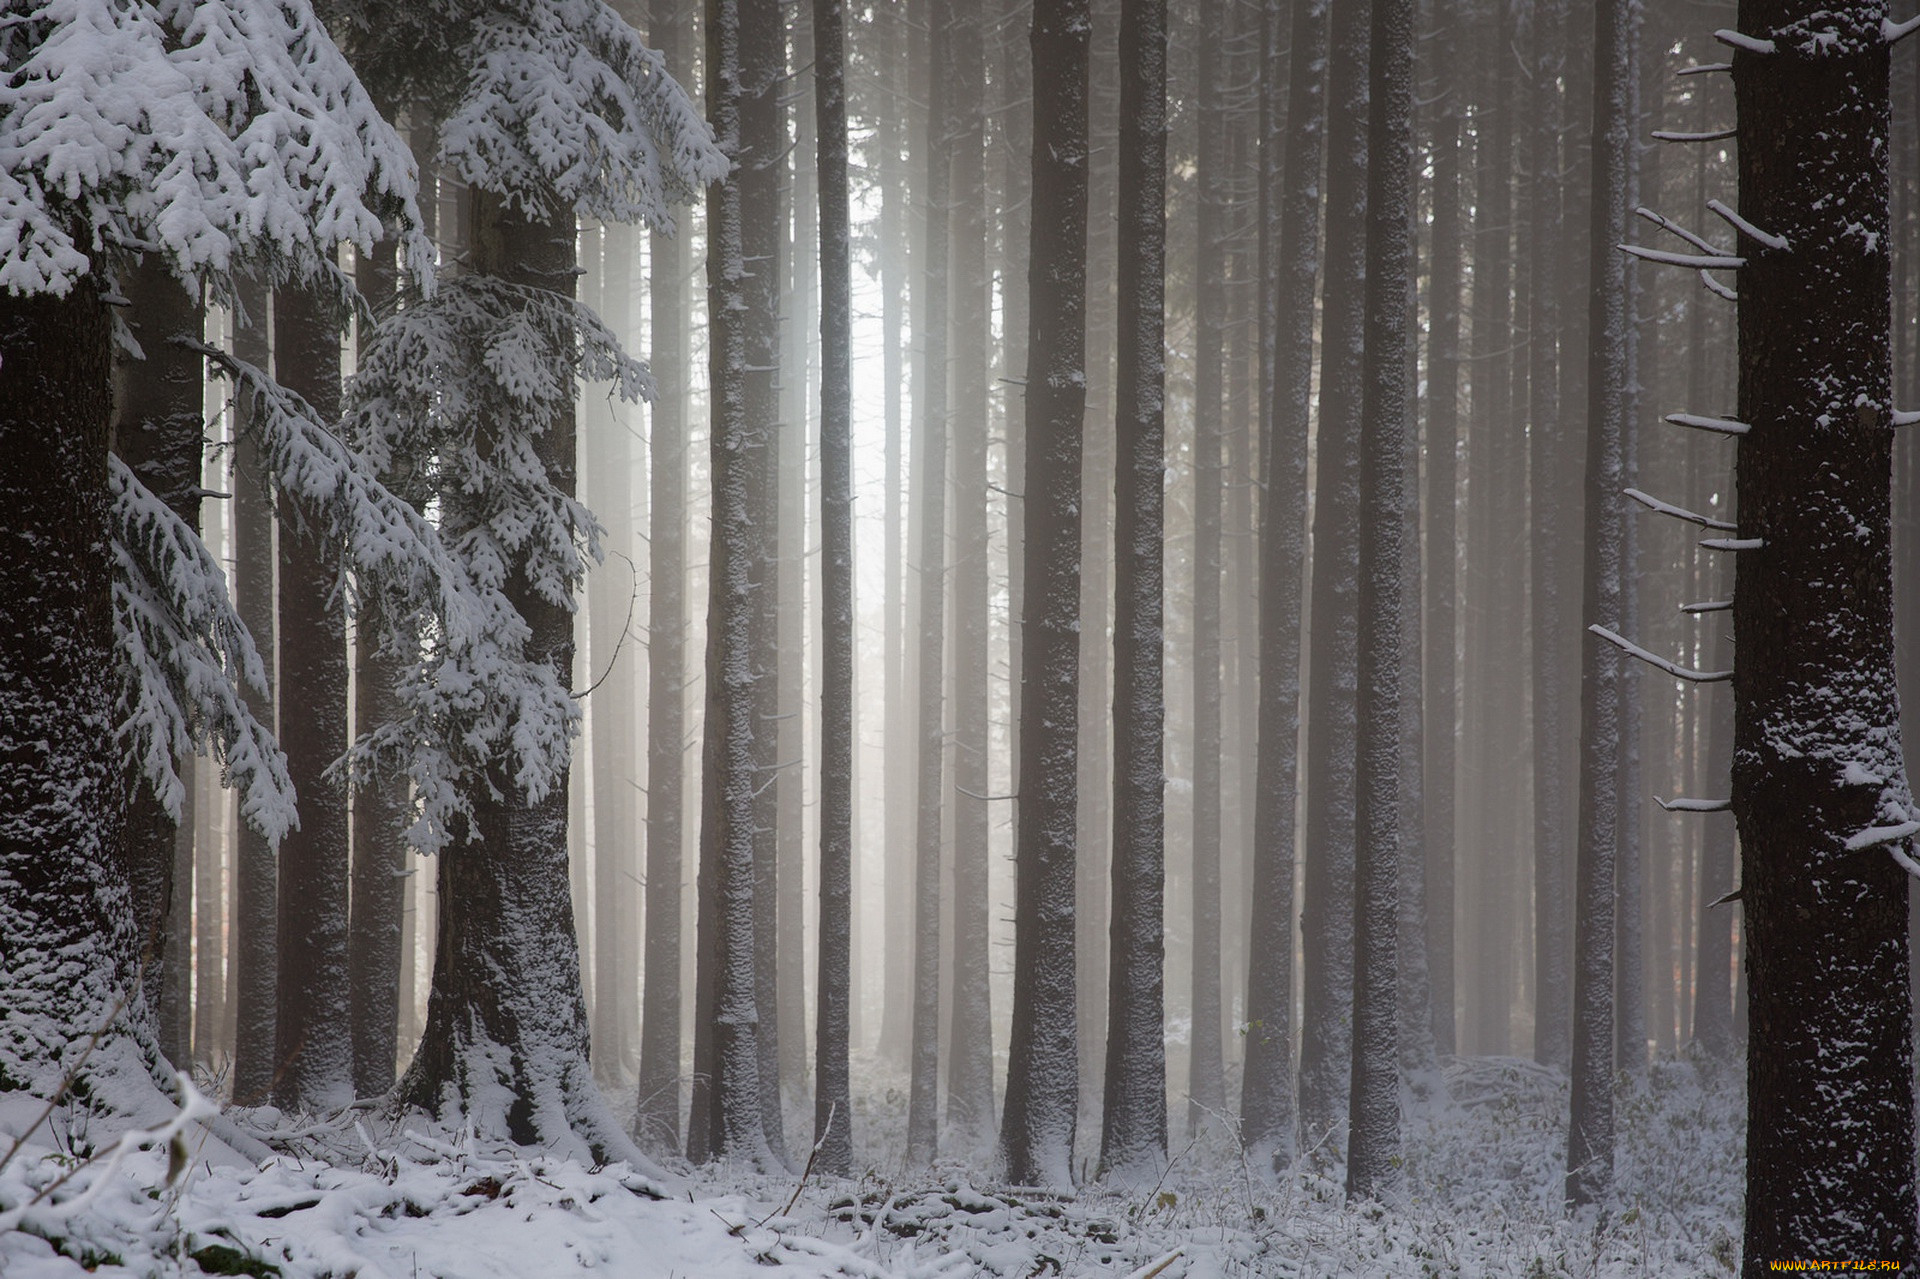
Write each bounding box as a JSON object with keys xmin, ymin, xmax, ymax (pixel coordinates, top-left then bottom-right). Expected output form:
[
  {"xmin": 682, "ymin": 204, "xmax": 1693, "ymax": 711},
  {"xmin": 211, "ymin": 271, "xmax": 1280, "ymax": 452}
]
[
  {"xmin": 1299, "ymin": 0, "xmax": 1369, "ymax": 1155},
  {"xmin": 397, "ymin": 191, "xmax": 637, "ymax": 1163},
  {"xmin": 1565, "ymin": 0, "xmax": 1634, "ymax": 1212},
  {"xmin": 1731, "ymin": 2, "xmax": 1917, "ymax": 1267},
  {"xmin": 1187, "ymin": 0, "xmax": 1229, "ymax": 1137},
  {"xmin": 1420, "ymin": 0, "xmax": 1463, "ymax": 1061},
  {"xmin": 689, "ymin": 0, "xmax": 774, "ymax": 1166},
  {"xmin": 1001, "ymin": 0, "xmax": 1088, "ymax": 1190},
  {"xmin": 350, "ymin": 239, "xmax": 408, "ymax": 1098},
  {"xmin": 946, "ymin": 0, "xmax": 997, "ymax": 1146},
  {"xmin": 637, "ymin": 0, "xmax": 691, "ymax": 1156},
  {"xmin": 1243, "ymin": 0, "xmax": 1327, "ymax": 1172},
  {"xmin": 738, "ymin": 0, "xmax": 790, "ymax": 1166},
  {"xmin": 112, "ymin": 260, "xmax": 206, "ymax": 1061},
  {"xmin": 273, "ymin": 281, "xmax": 354, "ymax": 1114},
  {"xmin": 1527, "ymin": 0, "xmax": 1572, "ymax": 1073},
  {"xmin": 813, "ymin": 0, "xmax": 855, "ymax": 1179},
  {"xmin": 905, "ymin": 0, "xmax": 953, "ymax": 1168},
  {"xmin": 1348, "ymin": 0, "xmax": 1413, "ymax": 1202},
  {"xmin": 0, "ymin": 286, "xmax": 133, "ymax": 1098},
  {"xmin": 1099, "ymin": 0, "xmax": 1167, "ymax": 1184},
  {"xmin": 229, "ymin": 277, "xmax": 278, "ymax": 1106}
]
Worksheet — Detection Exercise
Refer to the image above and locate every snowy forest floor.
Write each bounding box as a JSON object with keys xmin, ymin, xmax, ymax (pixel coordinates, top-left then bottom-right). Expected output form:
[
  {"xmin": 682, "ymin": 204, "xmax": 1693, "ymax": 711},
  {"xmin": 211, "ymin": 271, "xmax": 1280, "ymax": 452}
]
[{"xmin": 0, "ymin": 1053, "xmax": 1743, "ymax": 1278}]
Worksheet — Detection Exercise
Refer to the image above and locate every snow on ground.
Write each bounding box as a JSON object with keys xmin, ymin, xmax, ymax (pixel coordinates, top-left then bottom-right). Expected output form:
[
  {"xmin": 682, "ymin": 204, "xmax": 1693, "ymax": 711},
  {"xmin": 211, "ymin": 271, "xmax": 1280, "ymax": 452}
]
[{"xmin": 0, "ymin": 1052, "xmax": 1743, "ymax": 1277}]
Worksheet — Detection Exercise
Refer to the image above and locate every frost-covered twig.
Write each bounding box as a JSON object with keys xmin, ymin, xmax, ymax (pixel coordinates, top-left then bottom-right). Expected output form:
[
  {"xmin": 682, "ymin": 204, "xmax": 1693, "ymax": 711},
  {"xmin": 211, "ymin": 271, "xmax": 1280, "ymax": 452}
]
[
  {"xmin": 1624, "ymin": 487, "xmax": 1735, "ymax": 532},
  {"xmin": 1590, "ymin": 625, "xmax": 1733, "ymax": 683},
  {"xmin": 1656, "ymin": 796, "xmax": 1732, "ymax": 813},
  {"xmin": 1706, "ymin": 199, "xmax": 1789, "ymax": 251},
  {"xmin": 1663, "ymin": 412, "xmax": 1751, "ymax": 437},
  {"xmin": 1651, "ymin": 128, "xmax": 1737, "ymax": 143},
  {"xmin": 1714, "ymin": 28, "xmax": 1777, "ymax": 54}
]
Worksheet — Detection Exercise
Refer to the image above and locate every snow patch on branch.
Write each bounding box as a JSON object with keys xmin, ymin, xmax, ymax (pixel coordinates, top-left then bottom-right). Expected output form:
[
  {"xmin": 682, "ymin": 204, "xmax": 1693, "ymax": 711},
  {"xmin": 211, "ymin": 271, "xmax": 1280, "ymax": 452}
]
[{"xmin": 0, "ymin": 0, "xmax": 429, "ymax": 297}]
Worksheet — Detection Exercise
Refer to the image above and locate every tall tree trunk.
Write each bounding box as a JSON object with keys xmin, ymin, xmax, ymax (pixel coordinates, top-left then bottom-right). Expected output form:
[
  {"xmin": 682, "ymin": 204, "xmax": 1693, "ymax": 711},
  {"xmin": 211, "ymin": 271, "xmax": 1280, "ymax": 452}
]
[
  {"xmin": 1420, "ymin": 0, "xmax": 1463, "ymax": 1061},
  {"xmin": 946, "ymin": 0, "xmax": 996, "ymax": 1146},
  {"xmin": 0, "ymin": 286, "xmax": 133, "ymax": 1099},
  {"xmin": 112, "ymin": 261, "xmax": 206, "ymax": 1060},
  {"xmin": 1348, "ymin": 0, "xmax": 1413, "ymax": 1201},
  {"xmin": 1565, "ymin": 0, "xmax": 1635, "ymax": 1212},
  {"xmin": 1731, "ymin": 1, "xmax": 1916, "ymax": 1267},
  {"xmin": 813, "ymin": 0, "xmax": 855, "ymax": 1179},
  {"xmin": 1243, "ymin": 0, "xmax": 1327, "ymax": 1171},
  {"xmin": 229, "ymin": 278, "xmax": 278, "ymax": 1105},
  {"xmin": 1001, "ymin": 0, "xmax": 1088, "ymax": 1189},
  {"xmin": 738, "ymin": 0, "xmax": 791, "ymax": 1166},
  {"xmin": 1186, "ymin": 0, "xmax": 1230, "ymax": 1137},
  {"xmin": 637, "ymin": 0, "xmax": 692, "ymax": 1156},
  {"xmin": 350, "ymin": 239, "xmax": 408, "ymax": 1098},
  {"xmin": 905, "ymin": 0, "xmax": 953, "ymax": 1167},
  {"xmin": 273, "ymin": 281, "xmax": 354, "ymax": 1114},
  {"xmin": 1298, "ymin": 0, "xmax": 1369, "ymax": 1155},
  {"xmin": 397, "ymin": 191, "xmax": 639, "ymax": 1164},
  {"xmin": 689, "ymin": 0, "xmax": 775, "ymax": 1167},
  {"xmin": 1099, "ymin": 0, "xmax": 1167, "ymax": 1184},
  {"xmin": 1527, "ymin": 0, "xmax": 1572, "ymax": 1072}
]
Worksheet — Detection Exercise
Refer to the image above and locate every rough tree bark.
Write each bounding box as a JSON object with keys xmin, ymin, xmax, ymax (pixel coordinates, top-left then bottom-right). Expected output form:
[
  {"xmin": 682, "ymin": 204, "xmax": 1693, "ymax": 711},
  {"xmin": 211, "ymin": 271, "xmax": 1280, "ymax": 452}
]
[
  {"xmin": 1099, "ymin": 0, "xmax": 1167, "ymax": 1185},
  {"xmin": 1565, "ymin": 0, "xmax": 1634, "ymax": 1212},
  {"xmin": 1299, "ymin": 0, "xmax": 1369, "ymax": 1155},
  {"xmin": 688, "ymin": 0, "xmax": 775, "ymax": 1168},
  {"xmin": 1347, "ymin": 0, "xmax": 1412, "ymax": 1202},
  {"xmin": 812, "ymin": 0, "xmax": 855, "ymax": 1179},
  {"xmin": 1243, "ymin": 0, "xmax": 1327, "ymax": 1173},
  {"xmin": 1730, "ymin": 1, "xmax": 1917, "ymax": 1267},
  {"xmin": 1001, "ymin": 0, "xmax": 1088, "ymax": 1190}
]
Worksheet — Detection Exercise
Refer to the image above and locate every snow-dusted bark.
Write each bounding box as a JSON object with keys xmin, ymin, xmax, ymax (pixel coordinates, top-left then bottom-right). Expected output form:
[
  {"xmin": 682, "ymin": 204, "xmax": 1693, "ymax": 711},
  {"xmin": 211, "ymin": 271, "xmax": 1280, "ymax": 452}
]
[
  {"xmin": 1, "ymin": 0, "xmax": 424, "ymax": 1122},
  {"xmin": 812, "ymin": 0, "xmax": 855, "ymax": 1181},
  {"xmin": 1300, "ymin": 0, "xmax": 1369, "ymax": 1159},
  {"xmin": 0, "ymin": 287, "xmax": 136, "ymax": 1098},
  {"xmin": 1099, "ymin": 0, "xmax": 1167, "ymax": 1186},
  {"xmin": 734, "ymin": 0, "xmax": 789, "ymax": 1169},
  {"xmin": 688, "ymin": 0, "xmax": 775, "ymax": 1170},
  {"xmin": 1243, "ymin": 0, "xmax": 1327, "ymax": 1175},
  {"xmin": 391, "ymin": 190, "xmax": 634, "ymax": 1167},
  {"xmin": 906, "ymin": 0, "xmax": 953, "ymax": 1170},
  {"xmin": 1346, "ymin": 0, "xmax": 1413, "ymax": 1204},
  {"xmin": 1001, "ymin": 0, "xmax": 1088, "ymax": 1192},
  {"xmin": 1566, "ymin": 0, "xmax": 1635, "ymax": 1214},
  {"xmin": 1729, "ymin": 1, "xmax": 1916, "ymax": 1266}
]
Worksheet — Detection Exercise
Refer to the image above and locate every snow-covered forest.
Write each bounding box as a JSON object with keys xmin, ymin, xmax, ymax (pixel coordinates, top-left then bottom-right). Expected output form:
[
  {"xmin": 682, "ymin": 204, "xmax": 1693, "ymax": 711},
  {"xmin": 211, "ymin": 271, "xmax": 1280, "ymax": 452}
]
[{"xmin": 3, "ymin": 0, "xmax": 1919, "ymax": 1275}]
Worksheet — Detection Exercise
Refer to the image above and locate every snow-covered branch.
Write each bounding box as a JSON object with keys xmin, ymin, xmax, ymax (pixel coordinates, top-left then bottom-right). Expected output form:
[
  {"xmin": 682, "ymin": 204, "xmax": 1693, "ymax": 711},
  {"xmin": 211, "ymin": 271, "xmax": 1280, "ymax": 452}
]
[
  {"xmin": 1706, "ymin": 199, "xmax": 1789, "ymax": 251},
  {"xmin": 1663, "ymin": 412, "xmax": 1751, "ymax": 437},
  {"xmin": 1656, "ymin": 796, "xmax": 1732, "ymax": 813},
  {"xmin": 1621, "ymin": 244, "xmax": 1747, "ymax": 271},
  {"xmin": 438, "ymin": 0, "xmax": 728, "ymax": 224},
  {"xmin": 1589, "ymin": 624, "xmax": 1733, "ymax": 683},
  {"xmin": 1651, "ymin": 128, "xmax": 1737, "ymax": 144},
  {"xmin": 1884, "ymin": 13, "xmax": 1920, "ymax": 43},
  {"xmin": 0, "ymin": 0, "xmax": 430, "ymax": 298},
  {"xmin": 1624, "ymin": 487, "xmax": 1736, "ymax": 531},
  {"xmin": 1714, "ymin": 28, "xmax": 1777, "ymax": 54},
  {"xmin": 109, "ymin": 455, "xmax": 297, "ymax": 844}
]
